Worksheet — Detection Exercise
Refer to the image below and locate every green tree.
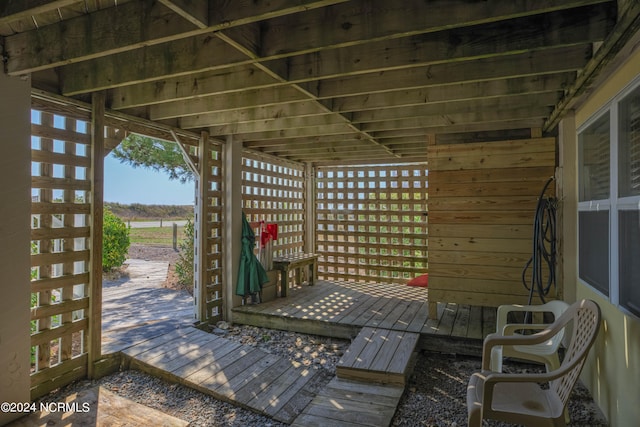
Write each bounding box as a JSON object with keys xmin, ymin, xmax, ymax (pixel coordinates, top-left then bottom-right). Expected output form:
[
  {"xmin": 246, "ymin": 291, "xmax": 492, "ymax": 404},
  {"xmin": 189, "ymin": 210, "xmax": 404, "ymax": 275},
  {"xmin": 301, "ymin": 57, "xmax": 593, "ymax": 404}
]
[
  {"xmin": 112, "ymin": 134, "xmax": 194, "ymax": 183},
  {"xmin": 175, "ymin": 219, "xmax": 195, "ymax": 291},
  {"xmin": 103, "ymin": 209, "xmax": 130, "ymax": 272}
]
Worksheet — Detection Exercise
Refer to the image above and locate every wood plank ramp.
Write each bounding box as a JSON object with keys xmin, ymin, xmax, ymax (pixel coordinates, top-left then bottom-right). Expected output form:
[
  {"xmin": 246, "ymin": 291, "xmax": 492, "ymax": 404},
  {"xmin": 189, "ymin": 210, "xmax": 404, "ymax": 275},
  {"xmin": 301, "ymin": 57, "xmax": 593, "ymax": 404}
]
[
  {"xmin": 102, "ymin": 259, "xmax": 194, "ymax": 354},
  {"xmin": 121, "ymin": 326, "xmax": 324, "ymax": 424}
]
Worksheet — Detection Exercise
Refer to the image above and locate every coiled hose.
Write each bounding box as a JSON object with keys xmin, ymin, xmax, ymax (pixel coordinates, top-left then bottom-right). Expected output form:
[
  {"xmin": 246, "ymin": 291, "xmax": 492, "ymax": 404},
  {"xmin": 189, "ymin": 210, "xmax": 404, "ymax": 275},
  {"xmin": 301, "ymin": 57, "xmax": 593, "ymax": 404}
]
[{"xmin": 522, "ymin": 176, "xmax": 557, "ymax": 306}]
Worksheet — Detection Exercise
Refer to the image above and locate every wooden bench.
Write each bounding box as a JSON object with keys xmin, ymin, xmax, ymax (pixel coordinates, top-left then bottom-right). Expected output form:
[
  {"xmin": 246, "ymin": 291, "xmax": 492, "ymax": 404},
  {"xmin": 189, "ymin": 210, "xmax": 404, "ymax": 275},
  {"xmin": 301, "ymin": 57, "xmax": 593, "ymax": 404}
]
[{"xmin": 272, "ymin": 253, "xmax": 319, "ymax": 297}]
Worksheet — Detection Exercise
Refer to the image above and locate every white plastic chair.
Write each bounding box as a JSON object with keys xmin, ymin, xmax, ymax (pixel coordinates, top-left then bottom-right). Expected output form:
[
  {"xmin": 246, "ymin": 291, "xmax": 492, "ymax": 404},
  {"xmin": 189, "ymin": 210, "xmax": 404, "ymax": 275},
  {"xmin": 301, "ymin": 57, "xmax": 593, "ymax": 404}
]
[
  {"xmin": 490, "ymin": 300, "xmax": 570, "ymax": 372},
  {"xmin": 467, "ymin": 299, "xmax": 601, "ymax": 427}
]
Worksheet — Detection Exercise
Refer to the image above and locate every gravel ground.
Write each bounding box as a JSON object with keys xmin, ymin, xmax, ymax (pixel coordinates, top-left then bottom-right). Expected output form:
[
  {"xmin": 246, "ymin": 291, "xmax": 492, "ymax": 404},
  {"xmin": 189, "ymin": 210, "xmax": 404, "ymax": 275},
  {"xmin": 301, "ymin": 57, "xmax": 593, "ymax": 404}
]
[
  {"xmin": 34, "ymin": 327, "xmax": 607, "ymax": 426},
  {"xmin": 34, "ymin": 245, "xmax": 605, "ymax": 426}
]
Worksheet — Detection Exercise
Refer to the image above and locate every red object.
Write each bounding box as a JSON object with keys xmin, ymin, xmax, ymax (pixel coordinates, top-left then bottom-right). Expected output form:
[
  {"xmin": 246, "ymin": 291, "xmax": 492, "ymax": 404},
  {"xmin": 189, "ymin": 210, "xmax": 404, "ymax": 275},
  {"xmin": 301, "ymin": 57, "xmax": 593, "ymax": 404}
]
[
  {"xmin": 407, "ymin": 273, "xmax": 429, "ymax": 287},
  {"xmin": 266, "ymin": 223, "xmax": 278, "ymax": 240},
  {"xmin": 260, "ymin": 222, "xmax": 279, "ymax": 247}
]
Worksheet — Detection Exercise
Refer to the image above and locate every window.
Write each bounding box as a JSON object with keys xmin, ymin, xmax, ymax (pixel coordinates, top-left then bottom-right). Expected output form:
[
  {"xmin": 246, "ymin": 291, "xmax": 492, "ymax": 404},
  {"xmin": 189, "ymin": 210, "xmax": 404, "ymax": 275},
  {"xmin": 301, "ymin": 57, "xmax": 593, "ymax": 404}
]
[{"xmin": 578, "ymin": 79, "xmax": 640, "ymax": 318}]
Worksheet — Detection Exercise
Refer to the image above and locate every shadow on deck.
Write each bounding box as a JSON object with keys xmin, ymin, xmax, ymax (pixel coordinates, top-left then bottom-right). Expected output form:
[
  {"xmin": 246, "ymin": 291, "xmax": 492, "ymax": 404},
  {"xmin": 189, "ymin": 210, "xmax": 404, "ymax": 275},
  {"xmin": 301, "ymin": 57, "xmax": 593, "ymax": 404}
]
[
  {"xmin": 233, "ymin": 279, "xmax": 497, "ymax": 357},
  {"xmin": 98, "ymin": 273, "xmax": 497, "ymax": 426}
]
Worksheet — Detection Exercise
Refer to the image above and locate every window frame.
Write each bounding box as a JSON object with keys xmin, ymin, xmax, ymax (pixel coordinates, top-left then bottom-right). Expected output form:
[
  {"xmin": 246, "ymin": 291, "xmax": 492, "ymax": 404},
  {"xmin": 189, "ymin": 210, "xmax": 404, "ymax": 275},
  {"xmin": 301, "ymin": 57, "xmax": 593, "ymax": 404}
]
[{"xmin": 577, "ymin": 74, "xmax": 640, "ymax": 319}]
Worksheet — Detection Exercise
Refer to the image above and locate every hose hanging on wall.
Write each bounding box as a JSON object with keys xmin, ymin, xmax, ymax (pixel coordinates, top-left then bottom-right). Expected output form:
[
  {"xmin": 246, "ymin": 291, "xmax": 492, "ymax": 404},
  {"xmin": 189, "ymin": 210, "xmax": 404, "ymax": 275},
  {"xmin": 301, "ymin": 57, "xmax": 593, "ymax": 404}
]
[{"xmin": 522, "ymin": 176, "xmax": 557, "ymax": 305}]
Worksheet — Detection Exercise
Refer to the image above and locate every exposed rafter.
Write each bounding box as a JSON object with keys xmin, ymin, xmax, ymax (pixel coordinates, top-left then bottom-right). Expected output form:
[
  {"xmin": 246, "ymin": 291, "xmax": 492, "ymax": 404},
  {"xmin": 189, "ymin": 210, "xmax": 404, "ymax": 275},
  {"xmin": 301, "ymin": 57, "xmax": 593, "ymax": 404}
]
[{"xmin": 6, "ymin": 0, "xmax": 628, "ymax": 165}]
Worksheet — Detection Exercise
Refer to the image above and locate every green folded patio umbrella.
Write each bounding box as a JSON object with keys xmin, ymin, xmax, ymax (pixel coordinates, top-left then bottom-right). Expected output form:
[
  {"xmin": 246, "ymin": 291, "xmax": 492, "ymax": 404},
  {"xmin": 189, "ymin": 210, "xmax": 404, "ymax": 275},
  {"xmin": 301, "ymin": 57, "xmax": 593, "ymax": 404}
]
[{"xmin": 236, "ymin": 211, "xmax": 269, "ymax": 296}]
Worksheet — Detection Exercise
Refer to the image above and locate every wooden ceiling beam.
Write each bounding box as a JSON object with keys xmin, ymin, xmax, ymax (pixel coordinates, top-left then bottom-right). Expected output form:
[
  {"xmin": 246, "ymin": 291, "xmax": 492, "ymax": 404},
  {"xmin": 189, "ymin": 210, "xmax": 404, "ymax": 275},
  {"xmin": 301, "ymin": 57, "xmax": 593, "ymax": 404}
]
[
  {"xmin": 331, "ymin": 74, "xmax": 574, "ymax": 113},
  {"xmin": 108, "ymin": 66, "xmax": 283, "ymax": 110},
  {"xmin": 149, "ymin": 87, "xmax": 309, "ymax": 121},
  {"xmin": 238, "ymin": 124, "xmax": 358, "ymax": 141},
  {"xmin": 360, "ymin": 106, "xmax": 551, "ymax": 132},
  {"xmin": 158, "ymin": 0, "xmax": 208, "ymax": 29},
  {"xmin": 199, "ymin": 113, "xmax": 345, "ymax": 135},
  {"xmin": 317, "ymin": 45, "xmax": 592, "ymax": 98},
  {"xmin": 259, "ymin": 0, "xmax": 614, "ymax": 57},
  {"xmin": 0, "ymin": 0, "xmax": 77, "ymax": 25},
  {"xmin": 5, "ymin": 0, "xmax": 349, "ymax": 75},
  {"xmin": 110, "ymin": 45, "xmax": 589, "ymax": 110},
  {"xmin": 150, "ymin": 73, "xmax": 572, "ymax": 120},
  {"xmin": 58, "ymin": 3, "xmax": 612, "ymax": 95},
  {"xmin": 243, "ymin": 135, "xmax": 365, "ymax": 148},
  {"xmin": 178, "ymin": 101, "xmax": 331, "ymax": 129},
  {"xmin": 351, "ymin": 93, "xmax": 559, "ymax": 124},
  {"xmin": 285, "ymin": 4, "xmax": 614, "ymax": 81}
]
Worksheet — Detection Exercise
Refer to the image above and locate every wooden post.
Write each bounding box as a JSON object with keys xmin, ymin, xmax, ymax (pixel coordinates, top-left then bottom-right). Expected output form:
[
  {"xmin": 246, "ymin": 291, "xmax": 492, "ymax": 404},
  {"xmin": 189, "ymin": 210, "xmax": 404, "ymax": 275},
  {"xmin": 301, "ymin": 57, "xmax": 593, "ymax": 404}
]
[
  {"xmin": 304, "ymin": 162, "xmax": 316, "ymax": 255},
  {"xmin": 173, "ymin": 223, "xmax": 178, "ymax": 251},
  {"xmin": 558, "ymin": 112, "xmax": 576, "ymax": 303},
  {"xmin": 0, "ymin": 69, "xmax": 31, "ymax": 426},
  {"xmin": 88, "ymin": 92, "xmax": 105, "ymax": 378},
  {"xmin": 223, "ymin": 134, "xmax": 243, "ymax": 322},
  {"xmin": 194, "ymin": 131, "xmax": 210, "ymax": 322}
]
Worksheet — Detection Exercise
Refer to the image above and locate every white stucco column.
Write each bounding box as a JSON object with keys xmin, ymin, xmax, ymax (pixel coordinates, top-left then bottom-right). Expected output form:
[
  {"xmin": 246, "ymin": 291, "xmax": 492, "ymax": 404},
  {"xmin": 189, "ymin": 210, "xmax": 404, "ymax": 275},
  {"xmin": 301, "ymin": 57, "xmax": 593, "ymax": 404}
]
[
  {"xmin": 0, "ymin": 72, "xmax": 32, "ymax": 423},
  {"xmin": 223, "ymin": 135, "xmax": 243, "ymax": 321},
  {"xmin": 558, "ymin": 111, "xmax": 578, "ymax": 303}
]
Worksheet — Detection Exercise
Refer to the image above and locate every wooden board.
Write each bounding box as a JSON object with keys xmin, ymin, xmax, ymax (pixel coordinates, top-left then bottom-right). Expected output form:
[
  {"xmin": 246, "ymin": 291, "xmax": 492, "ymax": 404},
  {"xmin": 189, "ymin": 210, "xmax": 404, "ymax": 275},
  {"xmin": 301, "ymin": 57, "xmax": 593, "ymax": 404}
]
[
  {"xmin": 291, "ymin": 377, "xmax": 403, "ymax": 427},
  {"xmin": 10, "ymin": 387, "xmax": 188, "ymax": 427},
  {"xmin": 123, "ymin": 327, "xmax": 321, "ymax": 424},
  {"xmin": 337, "ymin": 327, "xmax": 419, "ymax": 386}
]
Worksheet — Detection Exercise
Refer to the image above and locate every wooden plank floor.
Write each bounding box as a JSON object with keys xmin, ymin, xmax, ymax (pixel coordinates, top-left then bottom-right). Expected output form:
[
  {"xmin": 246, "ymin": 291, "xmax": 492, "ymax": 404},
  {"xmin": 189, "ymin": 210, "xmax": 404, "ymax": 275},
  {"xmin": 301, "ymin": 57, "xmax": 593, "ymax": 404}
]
[
  {"xmin": 336, "ymin": 327, "xmax": 420, "ymax": 386},
  {"xmin": 233, "ymin": 280, "xmax": 497, "ymax": 354},
  {"xmin": 9, "ymin": 387, "xmax": 188, "ymax": 427},
  {"xmin": 102, "ymin": 259, "xmax": 194, "ymax": 354},
  {"xmin": 121, "ymin": 326, "xmax": 324, "ymax": 424},
  {"xmin": 291, "ymin": 377, "xmax": 404, "ymax": 427}
]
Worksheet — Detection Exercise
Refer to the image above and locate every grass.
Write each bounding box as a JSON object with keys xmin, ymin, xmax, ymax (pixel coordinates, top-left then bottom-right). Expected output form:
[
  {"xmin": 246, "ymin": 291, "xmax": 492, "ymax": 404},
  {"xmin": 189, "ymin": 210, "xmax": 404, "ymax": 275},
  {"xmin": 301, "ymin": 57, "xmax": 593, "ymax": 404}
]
[{"xmin": 129, "ymin": 226, "xmax": 186, "ymax": 246}]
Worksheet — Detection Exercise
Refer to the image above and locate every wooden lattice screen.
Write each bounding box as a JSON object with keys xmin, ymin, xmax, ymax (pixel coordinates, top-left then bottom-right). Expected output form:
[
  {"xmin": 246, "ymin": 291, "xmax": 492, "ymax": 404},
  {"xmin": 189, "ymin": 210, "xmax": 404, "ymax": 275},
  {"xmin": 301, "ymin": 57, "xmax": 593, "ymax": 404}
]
[
  {"xmin": 315, "ymin": 164, "xmax": 428, "ymax": 284},
  {"xmin": 241, "ymin": 151, "xmax": 305, "ymax": 256},
  {"xmin": 194, "ymin": 141, "xmax": 224, "ymax": 323},
  {"xmin": 30, "ymin": 109, "xmax": 92, "ymax": 397}
]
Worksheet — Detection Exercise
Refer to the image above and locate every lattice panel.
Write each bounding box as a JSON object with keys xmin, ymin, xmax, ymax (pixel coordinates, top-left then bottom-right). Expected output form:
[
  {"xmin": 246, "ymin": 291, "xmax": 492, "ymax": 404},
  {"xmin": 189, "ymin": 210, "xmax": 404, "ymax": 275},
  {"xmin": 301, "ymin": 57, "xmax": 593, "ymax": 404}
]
[
  {"xmin": 316, "ymin": 164, "xmax": 428, "ymax": 284},
  {"xmin": 242, "ymin": 151, "xmax": 305, "ymax": 256},
  {"xmin": 195, "ymin": 142, "xmax": 224, "ymax": 322},
  {"xmin": 30, "ymin": 110, "xmax": 91, "ymax": 396}
]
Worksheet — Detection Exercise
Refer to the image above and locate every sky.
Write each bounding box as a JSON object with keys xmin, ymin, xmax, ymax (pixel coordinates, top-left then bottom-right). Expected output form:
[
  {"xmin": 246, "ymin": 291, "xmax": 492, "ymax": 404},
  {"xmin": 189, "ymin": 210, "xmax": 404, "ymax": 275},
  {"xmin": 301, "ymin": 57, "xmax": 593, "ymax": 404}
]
[{"xmin": 104, "ymin": 152, "xmax": 195, "ymax": 205}]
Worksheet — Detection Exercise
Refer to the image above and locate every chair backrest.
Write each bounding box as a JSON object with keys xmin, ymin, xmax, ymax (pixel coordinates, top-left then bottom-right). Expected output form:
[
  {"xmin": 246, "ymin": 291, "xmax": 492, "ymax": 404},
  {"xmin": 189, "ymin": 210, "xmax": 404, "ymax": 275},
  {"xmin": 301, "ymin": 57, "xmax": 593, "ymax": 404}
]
[{"xmin": 550, "ymin": 299, "xmax": 601, "ymax": 405}]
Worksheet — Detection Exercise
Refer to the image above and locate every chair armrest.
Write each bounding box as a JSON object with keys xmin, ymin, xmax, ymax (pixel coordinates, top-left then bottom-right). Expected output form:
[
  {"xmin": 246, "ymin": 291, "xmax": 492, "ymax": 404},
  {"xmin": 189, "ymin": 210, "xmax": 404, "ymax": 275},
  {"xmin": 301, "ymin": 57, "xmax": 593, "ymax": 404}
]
[
  {"xmin": 502, "ymin": 323, "xmax": 548, "ymax": 335},
  {"xmin": 481, "ymin": 326, "xmax": 563, "ymax": 370}
]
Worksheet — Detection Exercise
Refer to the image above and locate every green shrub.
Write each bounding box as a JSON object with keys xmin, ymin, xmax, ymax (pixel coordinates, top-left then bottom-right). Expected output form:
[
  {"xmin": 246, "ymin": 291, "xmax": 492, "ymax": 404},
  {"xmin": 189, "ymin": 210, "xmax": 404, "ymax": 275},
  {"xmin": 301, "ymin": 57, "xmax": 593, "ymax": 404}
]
[
  {"xmin": 103, "ymin": 209, "xmax": 130, "ymax": 272},
  {"xmin": 175, "ymin": 218, "xmax": 194, "ymax": 290}
]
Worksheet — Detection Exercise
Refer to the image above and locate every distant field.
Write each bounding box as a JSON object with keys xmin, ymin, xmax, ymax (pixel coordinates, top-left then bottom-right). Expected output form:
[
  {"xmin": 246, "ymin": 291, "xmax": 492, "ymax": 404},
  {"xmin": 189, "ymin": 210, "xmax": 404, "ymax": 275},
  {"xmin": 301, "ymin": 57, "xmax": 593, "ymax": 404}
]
[{"xmin": 129, "ymin": 225, "xmax": 186, "ymax": 246}]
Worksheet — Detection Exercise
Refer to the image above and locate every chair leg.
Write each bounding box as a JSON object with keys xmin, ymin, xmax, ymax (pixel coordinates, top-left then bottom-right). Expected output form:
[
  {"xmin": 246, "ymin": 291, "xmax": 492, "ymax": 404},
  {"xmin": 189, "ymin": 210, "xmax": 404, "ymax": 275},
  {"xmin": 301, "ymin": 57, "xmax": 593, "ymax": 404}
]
[{"xmin": 467, "ymin": 403, "xmax": 483, "ymax": 427}]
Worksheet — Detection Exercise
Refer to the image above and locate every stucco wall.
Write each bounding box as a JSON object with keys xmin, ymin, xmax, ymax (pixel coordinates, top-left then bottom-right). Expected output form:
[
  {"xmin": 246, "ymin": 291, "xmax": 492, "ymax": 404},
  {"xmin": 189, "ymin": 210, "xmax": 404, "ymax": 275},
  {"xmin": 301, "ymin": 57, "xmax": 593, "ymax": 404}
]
[
  {"xmin": 570, "ymin": 41, "xmax": 640, "ymax": 427},
  {"xmin": 0, "ymin": 72, "xmax": 32, "ymax": 424}
]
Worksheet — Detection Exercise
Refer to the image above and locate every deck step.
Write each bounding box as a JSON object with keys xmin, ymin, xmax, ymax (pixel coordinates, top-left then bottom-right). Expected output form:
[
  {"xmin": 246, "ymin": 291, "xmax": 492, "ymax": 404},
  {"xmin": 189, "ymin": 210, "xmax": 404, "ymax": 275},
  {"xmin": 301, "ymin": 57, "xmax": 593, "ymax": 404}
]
[
  {"xmin": 336, "ymin": 327, "xmax": 420, "ymax": 386},
  {"xmin": 291, "ymin": 377, "xmax": 404, "ymax": 427}
]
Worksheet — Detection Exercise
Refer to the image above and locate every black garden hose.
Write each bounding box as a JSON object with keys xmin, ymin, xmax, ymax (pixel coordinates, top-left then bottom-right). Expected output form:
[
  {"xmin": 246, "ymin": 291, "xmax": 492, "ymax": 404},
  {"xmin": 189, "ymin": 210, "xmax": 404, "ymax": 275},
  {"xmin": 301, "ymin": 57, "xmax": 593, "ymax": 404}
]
[{"xmin": 522, "ymin": 176, "xmax": 557, "ymax": 308}]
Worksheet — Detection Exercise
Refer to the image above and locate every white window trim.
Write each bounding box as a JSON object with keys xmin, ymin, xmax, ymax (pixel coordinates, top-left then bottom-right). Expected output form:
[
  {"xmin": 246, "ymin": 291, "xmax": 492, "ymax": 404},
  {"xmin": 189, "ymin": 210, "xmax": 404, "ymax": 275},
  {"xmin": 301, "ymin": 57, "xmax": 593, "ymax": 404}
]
[{"xmin": 577, "ymin": 73, "xmax": 640, "ymax": 320}]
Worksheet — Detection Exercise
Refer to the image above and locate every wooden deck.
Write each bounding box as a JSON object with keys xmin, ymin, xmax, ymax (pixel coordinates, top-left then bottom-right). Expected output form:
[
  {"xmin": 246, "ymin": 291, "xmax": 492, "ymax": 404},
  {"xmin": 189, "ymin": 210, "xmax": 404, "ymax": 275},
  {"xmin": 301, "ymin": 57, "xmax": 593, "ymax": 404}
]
[
  {"xmin": 97, "ymin": 269, "xmax": 499, "ymax": 426},
  {"xmin": 102, "ymin": 259, "xmax": 194, "ymax": 354},
  {"xmin": 233, "ymin": 279, "xmax": 497, "ymax": 356},
  {"xmin": 9, "ymin": 387, "xmax": 188, "ymax": 427}
]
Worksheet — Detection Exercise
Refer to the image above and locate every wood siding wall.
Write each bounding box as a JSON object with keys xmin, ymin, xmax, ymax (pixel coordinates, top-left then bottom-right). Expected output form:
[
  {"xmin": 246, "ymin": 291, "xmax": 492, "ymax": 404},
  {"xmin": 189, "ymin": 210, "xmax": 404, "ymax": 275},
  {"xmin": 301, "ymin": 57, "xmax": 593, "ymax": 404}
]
[
  {"xmin": 427, "ymin": 138, "xmax": 557, "ymax": 316},
  {"xmin": 242, "ymin": 151, "xmax": 305, "ymax": 256},
  {"xmin": 315, "ymin": 164, "xmax": 428, "ymax": 284}
]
